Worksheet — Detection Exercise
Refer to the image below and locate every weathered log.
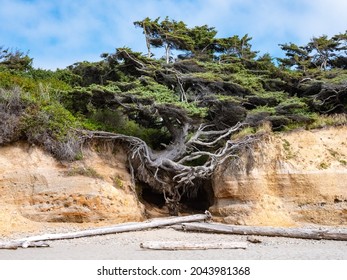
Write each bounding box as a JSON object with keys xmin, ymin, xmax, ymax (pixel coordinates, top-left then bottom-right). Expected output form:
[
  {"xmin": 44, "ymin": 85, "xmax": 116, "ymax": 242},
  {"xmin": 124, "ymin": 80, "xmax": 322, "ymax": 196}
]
[
  {"xmin": 0, "ymin": 212, "xmax": 210, "ymax": 249},
  {"xmin": 0, "ymin": 241, "xmax": 49, "ymax": 250},
  {"xmin": 180, "ymin": 222, "xmax": 347, "ymax": 241},
  {"xmin": 140, "ymin": 241, "xmax": 247, "ymax": 250}
]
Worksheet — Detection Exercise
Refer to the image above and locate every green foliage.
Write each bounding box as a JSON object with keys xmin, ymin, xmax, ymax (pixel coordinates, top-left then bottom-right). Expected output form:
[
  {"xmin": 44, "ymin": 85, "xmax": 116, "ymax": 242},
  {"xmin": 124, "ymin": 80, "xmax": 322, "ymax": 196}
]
[
  {"xmin": 306, "ymin": 114, "xmax": 347, "ymax": 129},
  {"xmin": 192, "ymin": 72, "xmax": 223, "ymax": 82},
  {"xmin": 231, "ymin": 126, "xmax": 256, "ymax": 140},
  {"xmin": 68, "ymin": 61, "xmax": 109, "ymax": 86},
  {"xmin": 282, "ymin": 139, "xmax": 295, "ymax": 159},
  {"xmin": 0, "ymin": 71, "xmax": 37, "ymax": 93},
  {"xmin": 201, "ymin": 60, "xmax": 245, "ymax": 74},
  {"xmin": 310, "ymin": 68, "xmax": 347, "ymax": 84},
  {"xmin": 215, "ymin": 94, "xmax": 244, "ymax": 104},
  {"xmin": 279, "ymin": 31, "xmax": 347, "ymax": 71},
  {"xmin": 318, "ymin": 161, "xmax": 330, "ymax": 169},
  {"xmin": 1, "ymin": 21, "xmax": 347, "ymax": 163},
  {"xmin": 0, "ymin": 68, "xmax": 72, "ymax": 97},
  {"xmin": 127, "ymin": 78, "xmax": 178, "ymax": 103},
  {"xmin": 231, "ymin": 122, "xmax": 272, "ymax": 140},
  {"xmin": 22, "ymin": 102, "xmax": 78, "ymax": 142},
  {"xmin": 251, "ymin": 106, "xmax": 276, "ymax": 114},
  {"xmin": 229, "ymin": 71, "xmax": 263, "ymax": 92},
  {"xmin": 277, "ymin": 96, "xmax": 308, "ymax": 114},
  {"xmin": 215, "ymin": 34, "xmax": 258, "ymax": 62},
  {"xmin": 255, "ymin": 91, "xmax": 288, "ymax": 103},
  {"xmin": 113, "ymin": 175, "xmax": 124, "ymax": 189},
  {"xmin": 278, "ymin": 42, "xmax": 311, "ymax": 71},
  {"xmin": 0, "ymin": 47, "xmax": 33, "ymax": 71},
  {"xmin": 80, "ymin": 106, "xmax": 125, "ymax": 132}
]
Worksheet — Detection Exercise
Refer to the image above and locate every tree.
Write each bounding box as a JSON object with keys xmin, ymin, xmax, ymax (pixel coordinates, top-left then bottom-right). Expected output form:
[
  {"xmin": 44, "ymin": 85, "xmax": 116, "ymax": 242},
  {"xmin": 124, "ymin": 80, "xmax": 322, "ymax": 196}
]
[
  {"xmin": 331, "ymin": 31, "xmax": 347, "ymax": 69},
  {"xmin": 81, "ymin": 100, "xmax": 256, "ymax": 215},
  {"xmin": 279, "ymin": 32, "xmax": 347, "ymax": 71},
  {"xmin": 216, "ymin": 34, "xmax": 258, "ymax": 63},
  {"xmin": 134, "ymin": 17, "xmax": 162, "ymax": 59},
  {"xmin": 134, "ymin": 18, "xmax": 221, "ymax": 63},
  {"xmin": 278, "ymin": 43, "xmax": 311, "ymax": 72},
  {"xmin": 307, "ymin": 35, "xmax": 339, "ymax": 70},
  {"xmin": 134, "ymin": 17, "xmax": 194, "ymax": 64},
  {"xmin": 187, "ymin": 25, "xmax": 217, "ymax": 60},
  {"xmin": 158, "ymin": 17, "xmax": 194, "ymax": 64},
  {"xmin": 63, "ymin": 47, "xmax": 260, "ymax": 215},
  {"xmin": 0, "ymin": 47, "xmax": 33, "ymax": 71}
]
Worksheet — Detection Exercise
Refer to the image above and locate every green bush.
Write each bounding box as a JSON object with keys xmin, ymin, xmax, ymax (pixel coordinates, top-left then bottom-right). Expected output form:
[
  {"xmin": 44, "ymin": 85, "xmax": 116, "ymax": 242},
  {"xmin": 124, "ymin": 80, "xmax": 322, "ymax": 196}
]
[
  {"xmin": 21, "ymin": 102, "xmax": 82, "ymax": 160},
  {"xmin": 0, "ymin": 71, "xmax": 37, "ymax": 93}
]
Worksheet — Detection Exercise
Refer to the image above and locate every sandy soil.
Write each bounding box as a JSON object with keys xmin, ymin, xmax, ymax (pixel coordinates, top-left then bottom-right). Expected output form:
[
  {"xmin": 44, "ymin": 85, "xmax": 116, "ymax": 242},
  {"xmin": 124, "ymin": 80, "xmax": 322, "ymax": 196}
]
[{"xmin": 0, "ymin": 227, "xmax": 346, "ymax": 260}]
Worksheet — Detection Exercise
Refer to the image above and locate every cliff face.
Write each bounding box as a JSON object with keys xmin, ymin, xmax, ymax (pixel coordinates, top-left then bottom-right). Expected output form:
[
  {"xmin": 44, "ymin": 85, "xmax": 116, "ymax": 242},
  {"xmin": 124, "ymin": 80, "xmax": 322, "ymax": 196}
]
[
  {"xmin": 1, "ymin": 126, "xmax": 347, "ymax": 236},
  {"xmin": 0, "ymin": 142, "xmax": 144, "ymax": 236},
  {"xmin": 210, "ymin": 126, "xmax": 347, "ymax": 226}
]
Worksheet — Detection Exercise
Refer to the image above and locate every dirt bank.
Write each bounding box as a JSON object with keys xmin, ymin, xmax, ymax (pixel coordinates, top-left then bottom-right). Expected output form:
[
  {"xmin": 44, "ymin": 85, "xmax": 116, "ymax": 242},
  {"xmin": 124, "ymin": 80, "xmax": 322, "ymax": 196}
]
[
  {"xmin": 1, "ymin": 127, "xmax": 347, "ymax": 260},
  {"xmin": 211, "ymin": 126, "xmax": 347, "ymax": 226}
]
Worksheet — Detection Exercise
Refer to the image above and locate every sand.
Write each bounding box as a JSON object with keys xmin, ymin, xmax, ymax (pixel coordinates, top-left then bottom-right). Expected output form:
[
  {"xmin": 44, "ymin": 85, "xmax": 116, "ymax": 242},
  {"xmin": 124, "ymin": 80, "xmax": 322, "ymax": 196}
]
[{"xmin": 0, "ymin": 227, "xmax": 346, "ymax": 260}]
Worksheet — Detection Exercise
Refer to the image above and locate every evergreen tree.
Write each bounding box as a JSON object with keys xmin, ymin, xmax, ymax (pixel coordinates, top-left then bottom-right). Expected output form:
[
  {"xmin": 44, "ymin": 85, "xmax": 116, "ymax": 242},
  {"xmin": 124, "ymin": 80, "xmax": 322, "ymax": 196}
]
[
  {"xmin": 307, "ymin": 35, "xmax": 339, "ymax": 70},
  {"xmin": 331, "ymin": 31, "xmax": 347, "ymax": 69},
  {"xmin": 0, "ymin": 47, "xmax": 33, "ymax": 71},
  {"xmin": 158, "ymin": 17, "xmax": 193, "ymax": 63},
  {"xmin": 134, "ymin": 17, "xmax": 162, "ymax": 58},
  {"xmin": 278, "ymin": 43, "xmax": 311, "ymax": 72},
  {"xmin": 215, "ymin": 34, "xmax": 258, "ymax": 63},
  {"xmin": 187, "ymin": 24, "xmax": 217, "ymax": 60}
]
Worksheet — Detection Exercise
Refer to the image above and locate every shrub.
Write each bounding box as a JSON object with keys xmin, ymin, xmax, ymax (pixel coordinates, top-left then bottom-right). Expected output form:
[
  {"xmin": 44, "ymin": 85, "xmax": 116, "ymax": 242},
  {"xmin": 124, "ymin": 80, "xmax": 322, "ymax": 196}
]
[
  {"xmin": 21, "ymin": 102, "xmax": 83, "ymax": 160},
  {"xmin": 307, "ymin": 114, "xmax": 347, "ymax": 129},
  {"xmin": 0, "ymin": 87, "xmax": 26, "ymax": 144}
]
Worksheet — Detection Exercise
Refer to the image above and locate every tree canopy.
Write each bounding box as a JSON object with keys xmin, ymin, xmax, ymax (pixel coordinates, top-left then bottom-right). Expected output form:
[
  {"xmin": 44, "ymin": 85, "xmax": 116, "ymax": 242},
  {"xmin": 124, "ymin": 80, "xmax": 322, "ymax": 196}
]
[
  {"xmin": 133, "ymin": 17, "xmax": 258, "ymax": 63},
  {"xmin": 0, "ymin": 47, "xmax": 33, "ymax": 71},
  {"xmin": 278, "ymin": 31, "xmax": 347, "ymax": 71}
]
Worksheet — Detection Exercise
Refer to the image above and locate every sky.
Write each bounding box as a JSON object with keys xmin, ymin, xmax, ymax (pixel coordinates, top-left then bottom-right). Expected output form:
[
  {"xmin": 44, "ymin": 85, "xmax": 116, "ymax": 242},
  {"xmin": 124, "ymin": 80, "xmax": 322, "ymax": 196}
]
[{"xmin": 0, "ymin": 0, "xmax": 346, "ymax": 70}]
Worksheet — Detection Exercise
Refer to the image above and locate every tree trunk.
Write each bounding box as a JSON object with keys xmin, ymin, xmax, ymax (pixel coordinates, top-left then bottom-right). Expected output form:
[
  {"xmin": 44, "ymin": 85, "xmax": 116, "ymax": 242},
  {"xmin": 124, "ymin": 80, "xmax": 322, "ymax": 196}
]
[
  {"xmin": 140, "ymin": 241, "xmax": 247, "ymax": 250},
  {"xmin": 180, "ymin": 222, "xmax": 347, "ymax": 241},
  {"xmin": 165, "ymin": 43, "xmax": 170, "ymax": 64}
]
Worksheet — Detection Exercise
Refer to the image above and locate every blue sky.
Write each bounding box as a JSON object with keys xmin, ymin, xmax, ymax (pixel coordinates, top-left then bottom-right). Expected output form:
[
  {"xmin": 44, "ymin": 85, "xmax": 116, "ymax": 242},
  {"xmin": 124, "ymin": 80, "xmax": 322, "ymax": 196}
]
[{"xmin": 1, "ymin": 0, "xmax": 346, "ymax": 70}]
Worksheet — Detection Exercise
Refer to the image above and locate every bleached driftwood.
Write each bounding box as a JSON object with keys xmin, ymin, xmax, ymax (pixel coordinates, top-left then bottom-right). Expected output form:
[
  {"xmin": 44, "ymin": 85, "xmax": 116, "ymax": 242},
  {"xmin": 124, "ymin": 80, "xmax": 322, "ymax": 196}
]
[
  {"xmin": 180, "ymin": 222, "xmax": 347, "ymax": 241},
  {"xmin": 0, "ymin": 241, "xmax": 49, "ymax": 250},
  {"xmin": 140, "ymin": 241, "xmax": 247, "ymax": 250},
  {"xmin": 0, "ymin": 212, "xmax": 210, "ymax": 249}
]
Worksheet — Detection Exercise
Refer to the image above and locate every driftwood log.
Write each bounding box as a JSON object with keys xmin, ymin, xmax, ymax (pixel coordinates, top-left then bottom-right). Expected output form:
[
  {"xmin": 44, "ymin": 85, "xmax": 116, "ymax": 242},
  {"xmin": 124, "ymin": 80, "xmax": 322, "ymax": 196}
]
[
  {"xmin": 140, "ymin": 241, "xmax": 247, "ymax": 250},
  {"xmin": 0, "ymin": 212, "xmax": 210, "ymax": 250},
  {"xmin": 180, "ymin": 222, "xmax": 347, "ymax": 241},
  {"xmin": 0, "ymin": 241, "xmax": 49, "ymax": 250}
]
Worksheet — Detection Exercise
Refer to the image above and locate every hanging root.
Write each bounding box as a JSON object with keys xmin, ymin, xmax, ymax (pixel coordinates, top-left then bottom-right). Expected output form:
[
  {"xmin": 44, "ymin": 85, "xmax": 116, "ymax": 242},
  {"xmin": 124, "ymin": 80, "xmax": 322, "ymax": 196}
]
[{"xmin": 78, "ymin": 120, "xmax": 258, "ymax": 216}]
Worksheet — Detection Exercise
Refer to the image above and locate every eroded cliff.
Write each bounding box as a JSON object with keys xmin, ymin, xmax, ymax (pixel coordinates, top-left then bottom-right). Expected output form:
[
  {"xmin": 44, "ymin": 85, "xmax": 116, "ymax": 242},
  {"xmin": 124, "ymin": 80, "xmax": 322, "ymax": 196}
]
[
  {"xmin": 0, "ymin": 142, "xmax": 144, "ymax": 236},
  {"xmin": 1, "ymin": 126, "xmax": 347, "ymax": 237},
  {"xmin": 210, "ymin": 126, "xmax": 347, "ymax": 226}
]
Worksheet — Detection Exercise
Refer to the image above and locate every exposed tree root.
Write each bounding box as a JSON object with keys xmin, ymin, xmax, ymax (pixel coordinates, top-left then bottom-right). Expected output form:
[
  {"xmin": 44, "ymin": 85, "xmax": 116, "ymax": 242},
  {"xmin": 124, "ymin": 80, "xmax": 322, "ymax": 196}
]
[{"xmin": 80, "ymin": 119, "xmax": 258, "ymax": 215}]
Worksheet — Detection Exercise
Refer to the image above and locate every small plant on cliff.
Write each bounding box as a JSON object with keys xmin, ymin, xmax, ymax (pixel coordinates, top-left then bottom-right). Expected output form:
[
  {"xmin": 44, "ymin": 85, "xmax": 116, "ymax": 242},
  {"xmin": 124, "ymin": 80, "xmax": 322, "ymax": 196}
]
[
  {"xmin": 307, "ymin": 114, "xmax": 347, "ymax": 129},
  {"xmin": 282, "ymin": 139, "xmax": 295, "ymax": 159},
  {"xmin": 64, "ymin": 166, "xmax": 103, "ymax": 179},
  {"xmin": 113, "ymin": 175, "xmax": 124, "ymax": 189},
  {"xmin": 318, "ymin": 161, "xmax": 330, "ymax": 169}
]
